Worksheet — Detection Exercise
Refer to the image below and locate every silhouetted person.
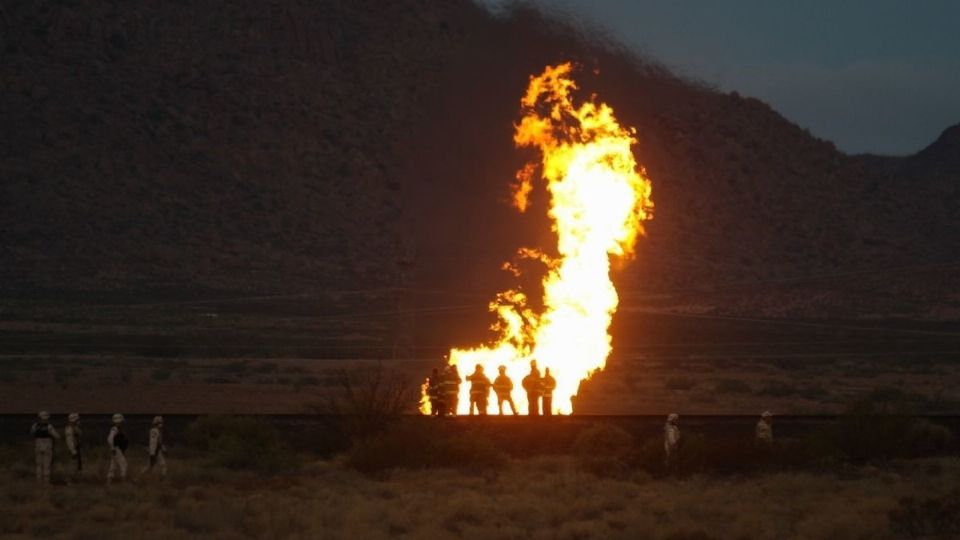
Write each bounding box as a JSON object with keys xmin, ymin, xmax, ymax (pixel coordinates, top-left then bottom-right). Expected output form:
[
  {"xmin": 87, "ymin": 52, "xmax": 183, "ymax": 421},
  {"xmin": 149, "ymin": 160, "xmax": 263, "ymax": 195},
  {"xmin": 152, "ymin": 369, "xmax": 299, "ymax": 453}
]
[
  {"xmin": 522, "ymin": 363, "xmax": 543, "ymax": 416},
  {"xmin": 756, "ymin": 411, "xmax": 774, "ymax": 446},
  {"xmin": 541, "ymin": 367, "xmax": 557, "ymax": 416},
  {"xmin": 143, "ymin": 416, "xmax": 167, "ymax": 477},
  {"xmin": 107, "ymin": 413, "xmax": 128, "ymax": 484},
  {"xmin": 31, "ymin": 411, "xmax": 60, "ymax": 484},
  {"xmin": 65, "ymin": 412, "xmax": 82, "ymax": 475},
  {"xmin": 664, "ymin": 413, "xmax": 681, "ymax": 475},
  {"xmin": 466, "ymin": 364, "xmax": 492, "ymax": 415},
  {"xmin": 442, "ymin": 364, "xmax": 461, "ymax": 415},
  {"xmin": 493, "ymin": 365, "xmax": 518, "ymax": 415},
  {"xmin": 427, "ymin": 368, "xmax": 444, "ymax": 416}
]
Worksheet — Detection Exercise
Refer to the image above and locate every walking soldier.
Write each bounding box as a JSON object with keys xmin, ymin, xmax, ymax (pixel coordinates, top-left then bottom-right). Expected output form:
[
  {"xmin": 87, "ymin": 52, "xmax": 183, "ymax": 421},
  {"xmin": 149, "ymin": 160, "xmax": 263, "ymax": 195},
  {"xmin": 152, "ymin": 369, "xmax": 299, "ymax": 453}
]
[{"xmin": 31, "ymin": 411, "xmax": 60, "ymax": 483}]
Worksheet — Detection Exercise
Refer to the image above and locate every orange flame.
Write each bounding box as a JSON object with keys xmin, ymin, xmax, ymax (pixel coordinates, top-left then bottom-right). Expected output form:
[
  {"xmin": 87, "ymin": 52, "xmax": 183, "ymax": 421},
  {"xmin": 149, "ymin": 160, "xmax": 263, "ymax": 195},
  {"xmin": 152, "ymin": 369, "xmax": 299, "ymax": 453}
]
[{"xmin": 429, "ymin": 62, "xmax": 653, "ymax": 415}]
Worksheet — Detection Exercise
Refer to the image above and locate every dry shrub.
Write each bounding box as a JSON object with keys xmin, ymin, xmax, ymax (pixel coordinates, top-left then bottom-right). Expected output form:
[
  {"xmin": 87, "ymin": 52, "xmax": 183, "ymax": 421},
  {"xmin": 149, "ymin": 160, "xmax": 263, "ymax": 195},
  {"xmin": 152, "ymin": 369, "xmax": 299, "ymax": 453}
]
[
  {"xmin": 888, "ymin": 489, "xmax": 960, "ymax": 539},
  {"xmin": 831, "ymin": 399, "xmax": 957, "ymax": 463},
  {"xmin": 314, "ymin": 363, "xmax": 418, "ymax": 440},
  {"xmin": 570, "ymin": 423, "xmax": 634, "ymax": 478},
  {"xmin": 346, "ymin": 420, "xmax": 505, "ymax": 475},
  {"xmin": 186, "ymin": 415, "xmax": 296, "ymax": 473}
]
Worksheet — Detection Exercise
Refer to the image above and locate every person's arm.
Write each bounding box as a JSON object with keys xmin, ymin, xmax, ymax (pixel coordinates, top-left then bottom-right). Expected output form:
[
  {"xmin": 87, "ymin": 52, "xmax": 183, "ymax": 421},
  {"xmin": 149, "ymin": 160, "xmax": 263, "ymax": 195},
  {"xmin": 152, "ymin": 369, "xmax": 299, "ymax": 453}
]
[
  {"xmin": 49, "ymin": 425, "xmax": 60, "ymax": 440},
  {"xmin": 107, "ymin": 427, "xmax": 117, "ymax": 452}
]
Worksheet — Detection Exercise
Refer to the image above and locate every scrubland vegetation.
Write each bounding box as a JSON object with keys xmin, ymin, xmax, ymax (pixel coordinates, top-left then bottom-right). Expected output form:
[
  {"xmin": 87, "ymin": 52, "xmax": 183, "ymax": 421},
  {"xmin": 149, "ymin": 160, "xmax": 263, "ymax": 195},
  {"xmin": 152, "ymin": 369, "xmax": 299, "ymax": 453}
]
[{"xmin": 3, "ymin": 400, "xmax": 959, "ymax": 539}]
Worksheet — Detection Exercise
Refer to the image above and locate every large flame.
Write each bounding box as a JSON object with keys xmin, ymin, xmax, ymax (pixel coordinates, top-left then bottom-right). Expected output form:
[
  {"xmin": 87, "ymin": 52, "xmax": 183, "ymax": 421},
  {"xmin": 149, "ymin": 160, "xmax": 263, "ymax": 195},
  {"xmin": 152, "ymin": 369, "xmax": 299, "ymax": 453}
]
[{"xmin": 427, "ymin": 62, "xmax": 653, "ymax": 415}]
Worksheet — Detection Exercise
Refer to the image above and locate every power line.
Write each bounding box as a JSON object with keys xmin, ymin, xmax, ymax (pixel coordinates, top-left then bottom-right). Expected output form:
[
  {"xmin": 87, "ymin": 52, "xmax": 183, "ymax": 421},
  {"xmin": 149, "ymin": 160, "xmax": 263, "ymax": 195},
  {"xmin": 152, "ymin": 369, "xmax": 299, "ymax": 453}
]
[{"xmin": 630, "ymin": 309, "xmax": 960, "ymax": 338}]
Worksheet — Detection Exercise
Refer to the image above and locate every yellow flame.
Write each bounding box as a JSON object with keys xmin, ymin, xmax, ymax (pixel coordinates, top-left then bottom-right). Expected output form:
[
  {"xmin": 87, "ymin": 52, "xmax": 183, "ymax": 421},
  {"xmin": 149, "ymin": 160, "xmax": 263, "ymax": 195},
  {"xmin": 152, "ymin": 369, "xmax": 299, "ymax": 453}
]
[{"xmin": 431, "ymin": 62, "xmax": 653, "ymax": 415}]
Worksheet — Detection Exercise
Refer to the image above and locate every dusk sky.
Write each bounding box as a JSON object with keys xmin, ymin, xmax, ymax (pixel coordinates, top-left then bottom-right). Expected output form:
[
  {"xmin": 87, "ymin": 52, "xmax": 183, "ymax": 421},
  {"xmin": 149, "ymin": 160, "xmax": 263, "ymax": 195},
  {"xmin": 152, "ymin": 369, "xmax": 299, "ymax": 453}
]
[{"xmin": 483, "ymin": 0, "xmax": 960, "ymax": 155}]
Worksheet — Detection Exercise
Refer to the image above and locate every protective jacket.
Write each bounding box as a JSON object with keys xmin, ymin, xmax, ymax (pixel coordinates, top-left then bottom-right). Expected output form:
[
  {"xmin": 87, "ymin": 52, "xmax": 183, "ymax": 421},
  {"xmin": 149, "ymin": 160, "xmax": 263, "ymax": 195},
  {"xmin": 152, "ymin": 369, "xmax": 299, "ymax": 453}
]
[
  {"xmin": 467, "ymin": 373, "xmax": 491, "ymax": 396},
  {"xmin": 441, "ymin": 369, "xmax": 460, "ymax": 395},
  {"xmin": 541, "ymin": 374, "xmax": 556, "ymax": 397},
  {"xmin": 493, "ymin": 374, "xmax": 513, "ymax": 396},
  {"xmin": 427, "ymin": 377, "xmax": 440, "ymax": 400},
  {"xmin": 522, "ymin": 373, "xmax": 542, "ymax": 396}
]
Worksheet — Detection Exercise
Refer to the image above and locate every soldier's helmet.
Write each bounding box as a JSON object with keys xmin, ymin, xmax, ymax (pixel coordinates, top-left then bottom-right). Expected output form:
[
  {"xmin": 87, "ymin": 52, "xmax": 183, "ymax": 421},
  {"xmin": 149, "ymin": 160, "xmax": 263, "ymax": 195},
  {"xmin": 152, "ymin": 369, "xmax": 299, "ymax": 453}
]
[
  {"xmin": 112, "ymin": 413, "xmax": 125, "ymax": 424},
  {"xmin": 667, "ymin": 413, "xmax": 679, "ymax": 424},
  {"xmin": 68, "ymin": 412, "xmax": 80, "ymax": 423},
  {"xmin": 152, "ymin": 416, "xmax": 164, "ymax": 426},
  {"xmin": 761, "ymin": 411, "xmax": 773, "ymax": 419},
  {"xmin": 498, "ymin": 365, "xmax": 506, "ymax": 373},
  {"xmin": 38, "ymin": 411, "xmax": 50, "ymax": 421}
]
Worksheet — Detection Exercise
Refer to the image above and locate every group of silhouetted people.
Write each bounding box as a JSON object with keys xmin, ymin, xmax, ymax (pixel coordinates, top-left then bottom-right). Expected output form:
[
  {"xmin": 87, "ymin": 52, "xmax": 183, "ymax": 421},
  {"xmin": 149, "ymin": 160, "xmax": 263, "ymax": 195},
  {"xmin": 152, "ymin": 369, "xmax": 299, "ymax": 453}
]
[
  {"xmin": 426, "ymin": 360, "xmax": 557, "ymax": 416},
  {"xmin": 29, "ymin": 411, "xmax": 167, "ymax": 485}
]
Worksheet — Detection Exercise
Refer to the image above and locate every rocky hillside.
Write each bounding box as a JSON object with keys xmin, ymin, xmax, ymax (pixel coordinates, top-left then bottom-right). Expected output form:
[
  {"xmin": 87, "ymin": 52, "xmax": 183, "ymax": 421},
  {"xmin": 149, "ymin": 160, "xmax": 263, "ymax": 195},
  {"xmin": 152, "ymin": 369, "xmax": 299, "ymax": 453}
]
[{"xmin": 1, "ymin": 0, "xmax": 957, "ymax": 321}]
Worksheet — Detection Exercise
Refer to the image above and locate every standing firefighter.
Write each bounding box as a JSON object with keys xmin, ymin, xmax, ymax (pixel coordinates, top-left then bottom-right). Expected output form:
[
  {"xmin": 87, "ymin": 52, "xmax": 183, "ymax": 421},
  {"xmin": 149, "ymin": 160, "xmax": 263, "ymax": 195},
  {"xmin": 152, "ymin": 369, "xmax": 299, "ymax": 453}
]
[
  {"xmin": 664, "ymin": 413, "xmax": 681, "ymax": 475},
  {"xmin": 428, "ymin": 368, "xmax": 444, "ymax": 416},
  {"xmin": 107, "ymin": 413, "xmax": 129, "ymax": 484},
  {"xmin": 442, "ymin": 364, "xmax": 461, "ymax": 416},
  {"xmin": 145, "ymin": 416, "xmax": 167, "ymax": 477},
  {"xmin": 522, "ymin": 362, "xmax": 543, "ymax": 416},
  {"xmin": 30, "ymin": 411, "xmax": 60, "ymax": 484},
  {"xmin": 493, "ymin": 365, "xmax": 518, "ymax": 415},
  {"xmin": 541, "ymin": 367, "xmax": 557, "ymax": 416},
  {"xmin": 755, "ymin": 411, "xmax": 774, "ymax": 446},
  {"xmin": 466, "ymin": 364, "xmax": 492, "ymax": 415},
  {"xmin": 65, "ymin": 412, "xmax": 82, "ymax": 475}
]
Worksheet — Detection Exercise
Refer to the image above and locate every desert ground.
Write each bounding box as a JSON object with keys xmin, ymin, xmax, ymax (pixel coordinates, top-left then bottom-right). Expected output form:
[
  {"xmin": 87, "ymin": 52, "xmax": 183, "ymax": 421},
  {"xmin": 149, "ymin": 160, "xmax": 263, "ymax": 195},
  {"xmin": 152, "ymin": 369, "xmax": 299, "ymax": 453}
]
[
  {"xmin": 2, "ymin": 296, "xmax": 959, "ymax": 415},
  {"xmin": 1, "ymin": 414, "xmax": 959, "ymax": 540}
]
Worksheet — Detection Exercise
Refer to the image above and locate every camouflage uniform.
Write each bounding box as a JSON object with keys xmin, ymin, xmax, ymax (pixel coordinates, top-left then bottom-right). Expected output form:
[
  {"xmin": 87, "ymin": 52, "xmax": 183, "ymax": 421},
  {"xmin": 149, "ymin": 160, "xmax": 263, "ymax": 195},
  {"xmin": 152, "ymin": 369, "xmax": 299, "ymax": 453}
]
[
  {"xmin": 107, "ymin": 414, "xmax": 129, "ymax": 483},
  {"xmin": 31, "ymin": 412, "xmax": 60, "ymax": 483}
]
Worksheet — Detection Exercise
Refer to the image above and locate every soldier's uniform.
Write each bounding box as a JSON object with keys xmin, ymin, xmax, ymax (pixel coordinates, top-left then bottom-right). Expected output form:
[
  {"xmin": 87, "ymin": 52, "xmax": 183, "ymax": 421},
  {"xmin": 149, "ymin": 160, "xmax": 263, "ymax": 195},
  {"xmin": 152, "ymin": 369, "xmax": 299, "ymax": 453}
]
[
  {"xmin": 522, "ymin": 368, "xmax": 543, "ymax": 416},
  {"xmin": 145, "ymin": 416, "xmax": 167, "ymax": 477},
  {"xmin": 492, "ymin": 366, "xmax": 518, "ymax": 415},
  {"xmin": 107, "ymin": 413, "xmax": 129, "ymax": 483},
  {"xmin": 664, "ymin": 413, "xmax": 681, "ymax": 475},
  {"xmin": 30, "ymin": 411, "xmax": 60, "ymax": 483},
  {"xmin": 755, "ymin": 411, "xmax": 773, "ymax": 446},
  {"xmin": 541, "ymin": 368, "xmax": 557, "ymax": 416},
  {"xmin": 466, "ymin": 366, "xmax": 491, "ymax": 415},
  {"xmin": 64, "ymin": 412, "xmax": 82, "ymax": 474}
]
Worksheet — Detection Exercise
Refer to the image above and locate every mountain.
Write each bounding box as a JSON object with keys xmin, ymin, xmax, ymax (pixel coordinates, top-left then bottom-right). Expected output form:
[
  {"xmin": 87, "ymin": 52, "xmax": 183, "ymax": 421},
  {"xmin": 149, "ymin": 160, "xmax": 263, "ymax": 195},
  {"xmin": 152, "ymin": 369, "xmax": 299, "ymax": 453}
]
[{"xmin": 1, "ymin": 0, "xmax": 957, "ymax": 324}]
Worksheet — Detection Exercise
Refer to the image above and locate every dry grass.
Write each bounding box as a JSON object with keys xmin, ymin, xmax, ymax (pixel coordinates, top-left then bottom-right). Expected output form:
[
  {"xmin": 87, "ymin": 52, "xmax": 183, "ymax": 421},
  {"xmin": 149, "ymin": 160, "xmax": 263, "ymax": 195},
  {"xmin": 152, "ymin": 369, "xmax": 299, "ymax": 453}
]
[{"xmin": 3, "ymin": 445, "xmax": 959, "ymax": 539}]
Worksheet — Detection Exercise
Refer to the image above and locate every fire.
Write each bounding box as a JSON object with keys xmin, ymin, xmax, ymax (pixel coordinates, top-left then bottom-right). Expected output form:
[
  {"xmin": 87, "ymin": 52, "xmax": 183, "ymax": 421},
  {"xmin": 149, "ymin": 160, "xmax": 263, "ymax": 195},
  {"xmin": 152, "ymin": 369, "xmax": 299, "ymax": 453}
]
[{"xmin": 429, "ymin": 62, "xmax": 653, "ymax": 415}]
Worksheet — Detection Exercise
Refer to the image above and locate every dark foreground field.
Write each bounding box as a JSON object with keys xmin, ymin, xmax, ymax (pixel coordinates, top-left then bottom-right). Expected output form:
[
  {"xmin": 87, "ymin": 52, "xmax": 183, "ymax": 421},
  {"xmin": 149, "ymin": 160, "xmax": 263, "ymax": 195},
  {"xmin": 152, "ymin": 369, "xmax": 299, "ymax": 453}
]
[{"xmin": 2, "ymin": 413, "xmax": 959, "ymax": 539}]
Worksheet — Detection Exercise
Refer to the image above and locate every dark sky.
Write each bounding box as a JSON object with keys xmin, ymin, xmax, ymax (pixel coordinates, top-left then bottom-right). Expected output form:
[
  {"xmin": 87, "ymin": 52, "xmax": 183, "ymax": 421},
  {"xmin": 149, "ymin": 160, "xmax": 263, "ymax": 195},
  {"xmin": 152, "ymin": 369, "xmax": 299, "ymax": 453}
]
[{"xmin": 482, "ymin": 0, "xmax": 960, "ymax": 155}]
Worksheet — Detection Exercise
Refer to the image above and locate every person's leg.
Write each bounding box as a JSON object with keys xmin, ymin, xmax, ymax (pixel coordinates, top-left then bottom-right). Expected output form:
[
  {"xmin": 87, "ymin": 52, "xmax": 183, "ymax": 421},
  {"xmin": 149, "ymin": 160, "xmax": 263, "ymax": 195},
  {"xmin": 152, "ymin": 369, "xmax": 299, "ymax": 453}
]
[
  {"xmin": 157, "ymin": 452, "xmax": 167, "ymax": 477},
  {"xmin": 118, "ymin": 452, "xmax": 128, "ymax": 480},
  {"xmin": 42, "ymin": 445, "xmax": 53, "ymax": 483},
  {"xmin": 543, "ymin": 396, "xmax": 552, "ymax": 416},
  {"xmin": 107, "ymin": 453, "xmax": 116, "ymax": 483},
  {"xmin": 508, "ymin": 397, "xmax": 518, "ymax": 415},
  {"xmin": 35, "ymin": 445, "xmax": 43, "ymax": 482}
]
